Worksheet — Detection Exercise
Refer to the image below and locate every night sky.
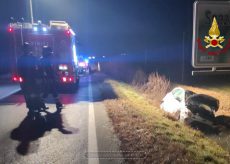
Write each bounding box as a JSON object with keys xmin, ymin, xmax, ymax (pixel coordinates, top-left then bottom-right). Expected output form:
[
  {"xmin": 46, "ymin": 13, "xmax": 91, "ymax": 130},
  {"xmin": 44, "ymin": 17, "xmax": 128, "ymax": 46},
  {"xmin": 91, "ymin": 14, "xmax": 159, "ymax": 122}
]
[
  {"xmin": 0, "ymin": 0, "xmax": 194, "ymax": 55},
  {"xmin": 3, "ymin": 0, "xmax": 223, "ymax": 75}
]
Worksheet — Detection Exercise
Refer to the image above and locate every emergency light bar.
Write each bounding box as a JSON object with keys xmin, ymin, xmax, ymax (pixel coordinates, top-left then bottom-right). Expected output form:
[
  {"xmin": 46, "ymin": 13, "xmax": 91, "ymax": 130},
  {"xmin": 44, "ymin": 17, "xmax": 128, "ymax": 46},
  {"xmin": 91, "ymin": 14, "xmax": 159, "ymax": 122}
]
[{"xmin": 50, "ymin": 21, "xmax": 69, "ymax": 29}]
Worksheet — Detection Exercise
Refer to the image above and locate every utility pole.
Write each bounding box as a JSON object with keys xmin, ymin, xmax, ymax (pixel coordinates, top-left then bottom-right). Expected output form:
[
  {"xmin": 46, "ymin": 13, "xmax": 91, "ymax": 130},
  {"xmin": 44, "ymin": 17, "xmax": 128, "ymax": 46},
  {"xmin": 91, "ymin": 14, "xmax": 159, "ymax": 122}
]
[
  {"xmin": 181, "ymin": 32, "xmax": 185, "ymax": 83},
  {"xmin": 29, "ymin": 0, "xmax": 34, "ymax": 24},
  {"xmin": 145, "ymin": 49, "xmax": 148, "ymax": 72}
]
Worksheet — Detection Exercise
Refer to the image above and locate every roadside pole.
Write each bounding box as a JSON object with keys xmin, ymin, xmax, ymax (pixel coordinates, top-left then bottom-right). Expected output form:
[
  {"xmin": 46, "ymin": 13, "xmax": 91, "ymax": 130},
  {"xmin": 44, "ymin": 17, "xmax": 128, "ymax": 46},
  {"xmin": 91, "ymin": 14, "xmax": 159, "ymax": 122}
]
[
  {"xmin": 182, "ymin": 32, "xmax": 185, "ymax": 83},
  {"xmin": 29, "ymin": 0, "xmax": 34, "ymax": 24}
]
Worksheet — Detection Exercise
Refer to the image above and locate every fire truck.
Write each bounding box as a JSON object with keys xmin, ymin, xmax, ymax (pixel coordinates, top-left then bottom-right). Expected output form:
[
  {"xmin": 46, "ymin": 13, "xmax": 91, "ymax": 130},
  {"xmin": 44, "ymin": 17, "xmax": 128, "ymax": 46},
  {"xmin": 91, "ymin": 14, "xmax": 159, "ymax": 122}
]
[{"xmin": 7, "ymin": 20, "xmax": 79, "ymax": 87}]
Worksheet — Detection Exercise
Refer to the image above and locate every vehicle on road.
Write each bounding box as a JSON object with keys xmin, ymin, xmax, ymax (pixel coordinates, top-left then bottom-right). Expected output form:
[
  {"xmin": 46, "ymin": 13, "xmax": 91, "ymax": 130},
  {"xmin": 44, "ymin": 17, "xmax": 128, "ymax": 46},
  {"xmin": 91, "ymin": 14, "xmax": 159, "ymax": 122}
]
[
  {"xmin": 7, "ymin": 20, "xmax": 79, "ymax": 88},
  {"xmin": 160, "ymin": 87, "xmax": 219, "ymax": 124},
  {"xmin": 78, "ymin": 57, "xmax": 90, "ymax": 75}
]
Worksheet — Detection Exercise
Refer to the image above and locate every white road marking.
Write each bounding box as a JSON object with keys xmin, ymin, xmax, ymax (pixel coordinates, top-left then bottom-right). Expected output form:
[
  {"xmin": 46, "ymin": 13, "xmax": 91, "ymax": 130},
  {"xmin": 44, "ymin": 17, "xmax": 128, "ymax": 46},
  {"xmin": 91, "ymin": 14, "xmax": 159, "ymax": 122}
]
[{"xmin": 88, "ymin": 76, "xmax": 99, "ymax": 164}]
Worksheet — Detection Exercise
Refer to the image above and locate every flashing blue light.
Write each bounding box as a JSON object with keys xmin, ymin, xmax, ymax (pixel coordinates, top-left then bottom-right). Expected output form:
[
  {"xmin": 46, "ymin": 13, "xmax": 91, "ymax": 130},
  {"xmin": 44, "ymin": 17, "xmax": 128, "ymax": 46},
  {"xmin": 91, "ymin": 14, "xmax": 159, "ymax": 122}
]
[
  {"xmin": 33, "ymin": 27, "xmax": 38, "ymax": 32},
  {"xmin": 84, "ymin": 59, "xmax": 89, "ymax": 64},
  {"xmin": 42, "ymin": 27, "xmax": 47, "ymax": 32}
]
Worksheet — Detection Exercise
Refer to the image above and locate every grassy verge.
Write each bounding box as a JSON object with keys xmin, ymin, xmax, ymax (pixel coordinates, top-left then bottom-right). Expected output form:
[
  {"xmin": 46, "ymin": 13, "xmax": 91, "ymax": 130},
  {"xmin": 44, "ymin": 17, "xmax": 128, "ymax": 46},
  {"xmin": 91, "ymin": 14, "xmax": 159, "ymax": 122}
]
[{"xmin": 103, "ymin": 80, "xmax": 230, "ymax": 163}]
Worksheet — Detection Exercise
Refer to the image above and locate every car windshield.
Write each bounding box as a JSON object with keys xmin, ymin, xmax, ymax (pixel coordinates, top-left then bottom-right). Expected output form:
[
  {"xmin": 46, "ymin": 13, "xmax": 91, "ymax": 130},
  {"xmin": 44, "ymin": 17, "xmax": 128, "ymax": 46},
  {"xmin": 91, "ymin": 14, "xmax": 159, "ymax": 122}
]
[{"xmin": 172, "ymin": 88, "xmax": 184, "ymax": 102}]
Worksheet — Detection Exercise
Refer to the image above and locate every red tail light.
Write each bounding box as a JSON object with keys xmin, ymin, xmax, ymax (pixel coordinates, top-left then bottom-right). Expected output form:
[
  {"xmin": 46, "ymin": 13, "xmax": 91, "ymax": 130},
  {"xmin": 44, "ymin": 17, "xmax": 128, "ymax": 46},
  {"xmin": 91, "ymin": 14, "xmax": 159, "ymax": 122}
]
[
  {"xmin": 62, "ymin": 77, "xmax": 67, "ymax": 82},
  {"xmin": 12, "ymin": 76, "xmax": 18, "ymax": 81},
  {"xmin": 65, "ymin": 30, "xmax": 71, "ymax": 36},
  {"xmin": 8, "ymin": 27, "xmax": 14, "ymax": 33},
  {"xmin": 61, "ymin": 76, "xmax": 74, "ymax": 83},
  {"xmin": 12, "ymin": 75, "xmax": 23, "ymax": 83}
]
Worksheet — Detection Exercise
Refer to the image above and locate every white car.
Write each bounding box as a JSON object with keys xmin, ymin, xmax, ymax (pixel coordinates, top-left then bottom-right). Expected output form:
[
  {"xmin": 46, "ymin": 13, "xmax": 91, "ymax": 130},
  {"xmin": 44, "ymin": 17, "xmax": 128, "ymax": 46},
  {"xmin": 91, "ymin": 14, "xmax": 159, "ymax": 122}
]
[{"xmin": 160, "ymin": 87, "xmax": 219, "ymax": 123}]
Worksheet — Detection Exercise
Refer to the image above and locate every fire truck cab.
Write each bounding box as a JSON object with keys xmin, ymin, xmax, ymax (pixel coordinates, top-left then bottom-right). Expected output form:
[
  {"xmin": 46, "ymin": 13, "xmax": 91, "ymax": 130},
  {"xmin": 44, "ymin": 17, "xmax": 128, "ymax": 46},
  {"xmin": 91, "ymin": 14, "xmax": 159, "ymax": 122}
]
[{"xmin": 7, "ymin": 20, "xmax": 79, "ymax": 88}]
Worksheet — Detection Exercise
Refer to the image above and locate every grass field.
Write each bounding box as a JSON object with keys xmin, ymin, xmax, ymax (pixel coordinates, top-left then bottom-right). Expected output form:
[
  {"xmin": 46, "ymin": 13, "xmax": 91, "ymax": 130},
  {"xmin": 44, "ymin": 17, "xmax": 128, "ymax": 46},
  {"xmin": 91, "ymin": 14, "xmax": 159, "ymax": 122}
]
[{"xmin": 101, "ymin": 80, "xmax": 230, "ymax": 163}]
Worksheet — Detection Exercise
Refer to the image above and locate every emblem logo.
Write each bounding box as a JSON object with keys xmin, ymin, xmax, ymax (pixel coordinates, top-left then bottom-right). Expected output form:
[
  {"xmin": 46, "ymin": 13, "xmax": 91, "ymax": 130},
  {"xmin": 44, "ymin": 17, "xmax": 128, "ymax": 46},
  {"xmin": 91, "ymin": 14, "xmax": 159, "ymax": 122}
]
[
  {"xmin": 204, "ymin": 17, "xmax": 225, "ymax": 49},
  {"xmin": 197, "ymin": 17, "xmax": 230, "ymax": 56}
]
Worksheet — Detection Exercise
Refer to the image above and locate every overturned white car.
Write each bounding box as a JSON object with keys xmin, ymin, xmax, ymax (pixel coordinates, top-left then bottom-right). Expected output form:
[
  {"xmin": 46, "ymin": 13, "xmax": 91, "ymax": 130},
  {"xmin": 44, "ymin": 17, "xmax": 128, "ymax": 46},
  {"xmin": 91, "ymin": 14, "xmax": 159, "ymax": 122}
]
[{"xmin": 160, "ymin": 87, "xmax": 219, "ymax": 123}]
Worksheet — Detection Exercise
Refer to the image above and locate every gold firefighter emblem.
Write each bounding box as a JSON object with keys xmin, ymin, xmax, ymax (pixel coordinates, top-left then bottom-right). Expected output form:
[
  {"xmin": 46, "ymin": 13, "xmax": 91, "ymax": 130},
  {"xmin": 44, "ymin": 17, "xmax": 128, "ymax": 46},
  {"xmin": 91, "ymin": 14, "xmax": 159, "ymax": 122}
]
[{"xmin": 204, "ymin": 17, "xmax": 225, "ymax": 49}]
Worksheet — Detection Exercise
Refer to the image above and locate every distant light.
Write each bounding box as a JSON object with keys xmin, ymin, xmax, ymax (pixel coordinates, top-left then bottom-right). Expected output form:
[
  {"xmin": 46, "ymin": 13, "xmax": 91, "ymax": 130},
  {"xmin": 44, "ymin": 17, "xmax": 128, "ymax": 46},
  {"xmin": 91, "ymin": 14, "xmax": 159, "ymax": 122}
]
[
  {"xmin": 8, "ymin": 27, "xmax": 14, "ymax": 33},
  {"xmin": 84, "ymin": 59, "xmax": 89, "ymax": 64},
  {"xmin": 33, "ymin": 26, "xmax": 38, "ymax": 32},
  {"xmin": 12, "ymin": 76, "xmax": 17, "ymax": 81},
  {"xmin": 19, "ymin": 77, "xmax": 23, "ymax": 83},
  {"xmin": 59, "ymin": 64, "xmax": 68, "ymax": 70},
  {"xmin": 102, "ymin": 56, "xmax": 106, "ymax": 58},
  {"xmin": 69, "ymin": 77, "xmax": 73, "ymax": 82},
  {"xmin": 79, "ymin": 62, "xmax": 86, "ymax": 67},
  {"xmin": 42, "ymin": 27, "xmax": 47, "ymax": 32},
  {"xmin": 38, "ymin": 20, "xmax": 42, "ymax": 25},
  {"xmin": 62, "ymin": 77, "xmax": 67, "ymax": 82},
  {"xmin": 92, "ymin": 56, "xmax": 95, "ymax": 59},
  {"xmin": 88, "ymin": 57, "xmax": 92, "ymax": 59},
  {"xmin": 66, "ymin": 30, "xmax": 71, "ymax": 36}
]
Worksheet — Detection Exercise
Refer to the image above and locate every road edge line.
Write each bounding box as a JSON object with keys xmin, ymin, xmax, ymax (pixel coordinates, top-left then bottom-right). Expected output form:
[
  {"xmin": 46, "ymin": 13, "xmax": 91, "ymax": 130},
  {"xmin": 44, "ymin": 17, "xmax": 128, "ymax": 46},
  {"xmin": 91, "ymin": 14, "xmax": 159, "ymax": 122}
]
[{"xmin": 88, "ymin": 76, "xmax": 99, "ymax": 164}]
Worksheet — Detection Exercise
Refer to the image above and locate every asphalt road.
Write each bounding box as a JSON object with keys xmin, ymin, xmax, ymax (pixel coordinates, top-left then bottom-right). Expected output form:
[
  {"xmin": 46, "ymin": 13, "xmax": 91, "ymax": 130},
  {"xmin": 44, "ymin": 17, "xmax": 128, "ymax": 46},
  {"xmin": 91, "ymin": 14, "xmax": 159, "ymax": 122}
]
[{"xmin": 0, "ymin": 73, "xmax": 123, "ymax": 164}]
